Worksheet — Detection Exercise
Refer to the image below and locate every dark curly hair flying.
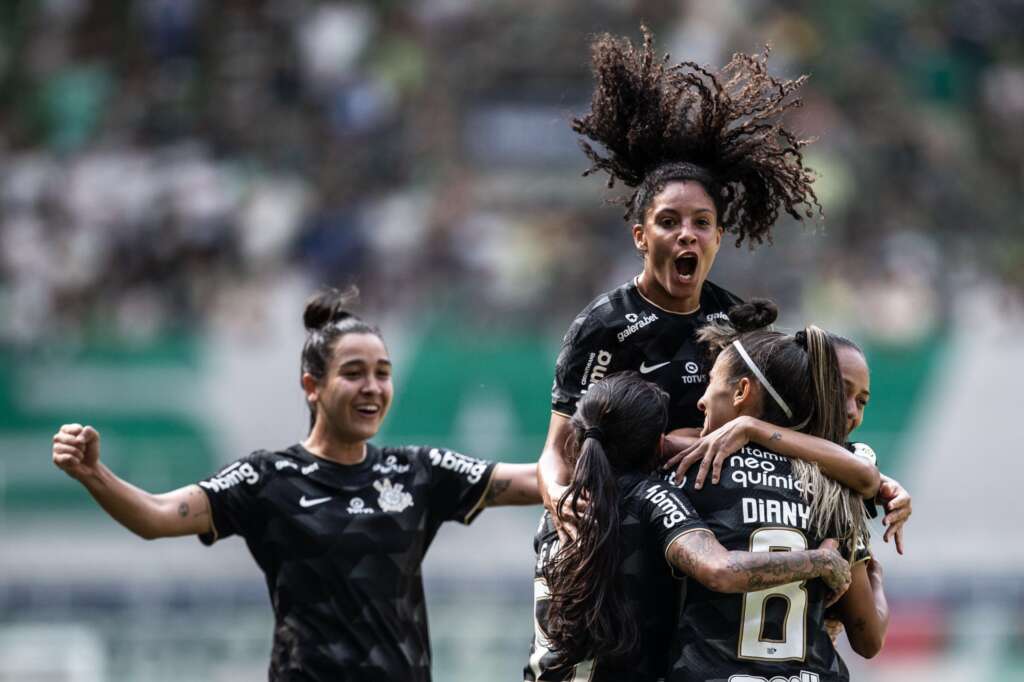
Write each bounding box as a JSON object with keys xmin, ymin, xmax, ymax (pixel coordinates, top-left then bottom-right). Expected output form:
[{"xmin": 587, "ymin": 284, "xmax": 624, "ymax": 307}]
[{"xmin": 573, "ymin": 26, "xmax": 821, "ymax": 246}]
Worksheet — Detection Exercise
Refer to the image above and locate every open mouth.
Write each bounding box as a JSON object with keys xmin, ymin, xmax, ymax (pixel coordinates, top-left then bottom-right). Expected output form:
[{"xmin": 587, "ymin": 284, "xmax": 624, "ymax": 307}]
[
  {"xmin": 674, "ymin": 253, "xmax": 699, "ymax": 282},
  {"xmin": 354, "ymin": 404, "xmax": 381, "ymax": 417}
]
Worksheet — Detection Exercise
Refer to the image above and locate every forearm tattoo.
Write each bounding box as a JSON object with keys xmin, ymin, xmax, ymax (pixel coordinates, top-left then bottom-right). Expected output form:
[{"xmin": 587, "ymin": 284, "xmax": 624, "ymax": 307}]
[
  {"xmin": 669, "ymin": 532, "xmax": 842, "ymax": 591},
  {"xmin": 178, "ymin": 502, "xmax": 189, "ymax": 518},
  {"xmin": 727, "ymin": 550, "xmax": 838, "ymax": 590},
  {"xmin": 770, "ymin": 431, "xmax": 782, "ymax": 442},
  {"xmin": 484, "ymin": 478, "xmax": 511, "ymax": 505}
]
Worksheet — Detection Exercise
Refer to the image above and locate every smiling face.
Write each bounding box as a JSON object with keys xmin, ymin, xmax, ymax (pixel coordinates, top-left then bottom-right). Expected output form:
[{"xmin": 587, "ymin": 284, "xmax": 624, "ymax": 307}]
[
  {"xmin": 633, "ymin": 180, "xmax": 724, "ymax": 313},
  {"xmin": 696, "ymin": 351, "xmax": 758, "ymax": 435},
  {"xmin": 836, "ymin": 344, "xmax": 870, "ymax": 438},
  {"xmin": 303, "ymin": 332, "xmax": 394, "ymax": 444}
]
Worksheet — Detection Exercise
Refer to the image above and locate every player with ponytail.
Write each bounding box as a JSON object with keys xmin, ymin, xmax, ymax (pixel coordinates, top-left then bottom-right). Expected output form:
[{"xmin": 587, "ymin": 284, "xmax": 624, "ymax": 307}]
[
  {"xmin": 51, "ymin": 287, "xmax": 541, "ymax": 682},
  {"xmin": 529, "ymin": 373, "xmax": 852, "ymax": 681},
  {"xmin": 659, "ymin": 301, "xmax": 888, "ymax": 680}
]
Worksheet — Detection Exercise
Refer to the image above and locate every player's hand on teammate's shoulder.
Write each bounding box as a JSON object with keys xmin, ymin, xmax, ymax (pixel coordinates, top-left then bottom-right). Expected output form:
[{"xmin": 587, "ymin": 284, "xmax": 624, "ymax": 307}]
[
  {"xmin": 816, "ymin": 538, "xmax": 852, "ymax": 606},
  {"xmin": 877, "ymin": 474, "xmax": 912, "ymax": 555},
  {"xmin": 662, "ymin": 418, "xmax": 754, "ymax": 488},
  {"xmin": 51, "ymin": 423, "xmax": 101, "ymax": 480}
]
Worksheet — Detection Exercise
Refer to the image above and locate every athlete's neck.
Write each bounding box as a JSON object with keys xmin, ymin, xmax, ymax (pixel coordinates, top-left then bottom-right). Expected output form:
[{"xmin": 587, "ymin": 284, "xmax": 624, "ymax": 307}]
[
  {"xmin": 636, "ymin": 272, "xmax": 701, "ymax": 315},
  {"xmin": 302, "ymin": 432, "xmax": 367, "ymax": 466}
]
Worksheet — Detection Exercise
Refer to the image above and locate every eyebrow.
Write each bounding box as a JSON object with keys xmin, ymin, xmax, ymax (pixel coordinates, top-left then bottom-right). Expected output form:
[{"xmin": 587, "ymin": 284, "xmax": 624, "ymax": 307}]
[{"xmin": 339, "ymin": 358, "xmax": 392, "ymax": 368}]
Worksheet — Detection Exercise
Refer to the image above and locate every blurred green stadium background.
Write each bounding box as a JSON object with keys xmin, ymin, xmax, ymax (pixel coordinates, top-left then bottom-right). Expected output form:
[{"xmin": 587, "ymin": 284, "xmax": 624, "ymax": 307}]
[{"xmin": 1, "ymin": 1, "xmax": 1022, "ymax": 680}]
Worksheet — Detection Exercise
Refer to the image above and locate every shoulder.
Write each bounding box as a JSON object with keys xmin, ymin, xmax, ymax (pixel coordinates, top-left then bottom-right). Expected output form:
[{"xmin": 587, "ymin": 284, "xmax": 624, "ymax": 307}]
[
  {"xmin": 198, "ymin": 448, "xmax": 278, "ymax": 493},
  {"xmin": 700, "ymin": 280, "xmax": 743, "ymax": 314},
  {"xmin": 561, "ymin": 282, "xmax": 637, "ymax": 342}
]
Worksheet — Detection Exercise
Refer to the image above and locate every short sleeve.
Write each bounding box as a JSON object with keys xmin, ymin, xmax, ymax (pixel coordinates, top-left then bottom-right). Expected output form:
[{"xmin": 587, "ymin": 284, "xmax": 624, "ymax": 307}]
[
  {"xmin": 196, "ymin": 453, "xmax": 266, "ymax": 545},
  {"xmin": 423, "ymin": 447, "xmax": 497, "ymax": 525},
  {"xmin": 551, "ymin": 311, "xmax": 615, "ymax": 417},
  {"xmin": 635, "ymin": 480, "xmax": 709, "ymax": 559}
]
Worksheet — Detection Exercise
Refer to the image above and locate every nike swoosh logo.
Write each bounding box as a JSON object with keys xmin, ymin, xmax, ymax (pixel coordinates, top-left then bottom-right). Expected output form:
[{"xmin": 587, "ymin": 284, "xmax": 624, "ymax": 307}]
[
  {"xmin": 299, "ymin": 495, "xmax": 332, "ymax": 508},
  {"xmin": 639, "ymin": 361, "xmax": 671, "ymax": 374}
]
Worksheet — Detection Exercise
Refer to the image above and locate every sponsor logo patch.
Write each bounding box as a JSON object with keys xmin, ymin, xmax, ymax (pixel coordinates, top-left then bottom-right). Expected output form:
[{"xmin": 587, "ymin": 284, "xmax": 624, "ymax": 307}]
[
  {"xmin": 346, "ymin": 497, "xmax": 375, "ymax": 514},
  {"xmin": 428, "ymin": 448, "xmax": 489, "ymax": 484},
  {"xmin": 199, "ymin": 462, "xmax": 260, "ymax": 492},
  {"xmin": 644, "ymin": 484, "xmax": 691, "ymax": 528},
  {"xmin": 275, "ymin": 460, "xmax": 299, "ymax": 471},
  {"xmin": 729, "ymin": 673, "xmax": 819, "ymax": 682},
  {"xmin": 617, "ymin": 311, "xmax": 658, "ymax": 343},
  {"xmin": 301, "ymin": 462, "xmax": 319, "ymax": 475},
  {"xmin": 373, "ymin": 454, "xmax": 411, "ymax": 475},
  {"xmin": 299, "ymin": 495, "xmax": 331, "ymax": 508}
]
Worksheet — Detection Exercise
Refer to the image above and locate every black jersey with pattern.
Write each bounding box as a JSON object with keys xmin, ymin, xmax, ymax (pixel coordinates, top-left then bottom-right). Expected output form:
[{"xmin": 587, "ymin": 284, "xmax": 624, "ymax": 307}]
[
  {"xmin": 552, "ymin": 279, "xmax": 743, "ymax": 431},
  {"xmin": 666, "ymin": 445, "xmax": 849, "ymax": 682},
  {"xmin": 196, "ymin": 442, "xmax": 496, "ymax": 682},
  {"xmin": 524, "ymin": 476, "xmax": 709, "ymax": 682}
]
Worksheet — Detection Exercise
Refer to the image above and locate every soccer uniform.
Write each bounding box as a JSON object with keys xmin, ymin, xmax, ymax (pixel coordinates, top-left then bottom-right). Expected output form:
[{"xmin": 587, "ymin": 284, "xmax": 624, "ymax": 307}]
[
  {"xmin": 197, "ymin": 443, "xmax": 496, "ymax": 682},
  {"xmin": 524, "ymin": 476, "xmax": 709, "ymax": 682},
  {"xmin": 551, "ymin": 278, "xmax": 743, "ymax": 431},
  {"xmin": 667, "ymin": 444, "xmax": 860, "ymax": 682}
]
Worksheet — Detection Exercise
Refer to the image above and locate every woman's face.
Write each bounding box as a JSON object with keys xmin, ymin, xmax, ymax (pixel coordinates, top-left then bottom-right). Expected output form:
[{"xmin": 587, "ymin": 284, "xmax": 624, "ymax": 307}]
[
  {"xmin": 836, "ymin": 345, "xmax": 870, "ymax": 438},
  {"xmin": 697, "ymin": 352, "xmax": 749, "ymax": 435},
  {"xmin": 633, "ymin": 180, "xmax": 723, "ymax": 310},
  {"xmin": 308, "ymin": 333, "xmax": 394, "ymax": 443}
]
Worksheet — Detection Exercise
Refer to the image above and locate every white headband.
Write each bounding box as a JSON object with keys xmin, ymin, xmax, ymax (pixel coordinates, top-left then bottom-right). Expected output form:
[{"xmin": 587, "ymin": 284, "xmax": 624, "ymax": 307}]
[{"xmin": 731, "ymin": 340, "xmax": 793, "ymax": 419}]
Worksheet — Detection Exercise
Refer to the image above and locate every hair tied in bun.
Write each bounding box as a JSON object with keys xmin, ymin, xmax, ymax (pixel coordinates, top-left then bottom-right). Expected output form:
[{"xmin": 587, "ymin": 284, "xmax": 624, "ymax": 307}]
[{"xmin": 726, "ymin": 299, "xmax": 779, "ymax": 333}]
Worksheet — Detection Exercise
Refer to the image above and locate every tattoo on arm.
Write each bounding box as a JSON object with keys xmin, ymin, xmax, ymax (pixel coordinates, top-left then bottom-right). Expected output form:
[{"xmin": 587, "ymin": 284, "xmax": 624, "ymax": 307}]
[
  {"xmin": 667, "ymin": 531, "xmax": 716, "ymax": 578},
  {"xmin": 770, "ymin": 431, "xmax": 782, "ymax": 442},
  {"xmin": 484, "ymin": 478, "xmax": 511, "ymax": 505},
  {"xmin": 178, "ymin": 502, "xmax": 189, "ymax": 518},
  {"xmin": 726, "ymin": 550, "xmax": 835, "ymax": 591}
]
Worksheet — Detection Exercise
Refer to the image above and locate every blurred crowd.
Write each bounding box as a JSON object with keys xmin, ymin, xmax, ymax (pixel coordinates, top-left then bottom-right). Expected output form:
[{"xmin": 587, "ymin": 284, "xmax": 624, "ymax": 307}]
[{"xmin": 0, "ymin": 0, "xmax": 1021, "ymax": 345}]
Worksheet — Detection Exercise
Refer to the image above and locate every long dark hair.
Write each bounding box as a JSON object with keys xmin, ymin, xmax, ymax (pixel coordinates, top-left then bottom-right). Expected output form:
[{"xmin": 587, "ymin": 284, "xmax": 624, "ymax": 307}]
[
  {"xmin": 699, "ymin": 299, "xmax": 867, "ymax": 554},
  {"xmin": 573, "ymin": 26, "xmax": 821, "ymax": 245},
  {"xmin": 300, "ymin": 286, "xmax": 384, "ymax": 430},
  {"xmin": 543, "ymin": 372, "xmax": 668, "ymax": 664}
]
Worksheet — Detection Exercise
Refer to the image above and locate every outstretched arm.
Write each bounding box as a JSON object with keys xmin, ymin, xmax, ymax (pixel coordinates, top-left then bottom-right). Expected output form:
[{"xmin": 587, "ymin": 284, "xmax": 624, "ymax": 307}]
[
  {"xmin": 666, "ymin": 530, "xmax": 851, "ymax": 597},
  {"xmin": 52, "ymin": 423, "xmax": 212, "ymax": 539},
  {"xmin": 484, "ymin": 463, "xmax": 542, "ymax": 506},
  {"xmin": 664, "ymin": 416, "xmax": 880, "ymax": 498}
]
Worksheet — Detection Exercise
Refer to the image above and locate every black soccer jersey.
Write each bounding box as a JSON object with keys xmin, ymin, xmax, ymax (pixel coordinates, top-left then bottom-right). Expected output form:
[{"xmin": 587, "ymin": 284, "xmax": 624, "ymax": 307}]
[
  {"xmin": 552, "ymin": 279, "xmax": 742, "ymax": 431},
  {"xmin": 197, "ymin": 443, "xmax": 496, "ymax": 682},
  {"xmin": 667, "ymin": 445, "xmax": 850, "ymax": 682},
  {"xmin": 524, "ymin": 476, "xmax": 709, "ymax": 682}
]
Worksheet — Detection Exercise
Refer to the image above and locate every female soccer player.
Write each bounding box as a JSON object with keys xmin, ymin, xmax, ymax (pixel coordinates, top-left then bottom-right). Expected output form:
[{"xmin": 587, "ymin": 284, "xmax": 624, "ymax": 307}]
[
  {"xmin": 664, "ymin": 303, "xmax": 888, "ymax": 681},
  {"xmin": 51, "ymin": 288, "xmax": 540, "ymax": 682},
  {"xmin": 526, "ymin": 372, "xmax": 852, "ymax": 682},
  {"xmin": 538, "ymin": 27, "xmax": 910, "ymax": 546}
]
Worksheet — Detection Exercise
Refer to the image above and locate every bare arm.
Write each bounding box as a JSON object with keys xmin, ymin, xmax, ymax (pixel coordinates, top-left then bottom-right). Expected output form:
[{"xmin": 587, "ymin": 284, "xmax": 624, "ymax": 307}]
[
  {"xmin": 537, "ymin": 412, "xmax": 573, "ymax": 514},
  {"xmin": 666, "ymin": 530, "xmax": 851, "ymax": 595},
  {"xmin": 834, "ymin": 558, "xmax": 889, "ymax": 658},
  {"xmin": 52, "ymin": 423, "xmax": 212, "ymax": 540},
  {"xmin": 664, "ymin": 416, "xmax": 880, "ymax": 498},
  {"xmin": 483, "ymin": 463, "xmax": 542, "ymax": 507}
]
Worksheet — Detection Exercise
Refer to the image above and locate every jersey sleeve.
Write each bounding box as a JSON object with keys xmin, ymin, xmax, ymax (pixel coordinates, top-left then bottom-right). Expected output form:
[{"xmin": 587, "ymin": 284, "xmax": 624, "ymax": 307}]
[
  {"xmin": 196, "ymin": 452, "xmax": 267, "ymax": 545},
  {"xmin": 846, "ymin": 441, "xmax": 881, "ymax": 519},
  {"xmin": 634, "ymin": 480, "xmax": 709, "ymax": 559},
  {"xmin": 551, "ymin": 310, "xmax": 615, "ymax": 417},
  {"xmin": 422, "ymin": 447, "xmax": 498, "ymax": 525}
]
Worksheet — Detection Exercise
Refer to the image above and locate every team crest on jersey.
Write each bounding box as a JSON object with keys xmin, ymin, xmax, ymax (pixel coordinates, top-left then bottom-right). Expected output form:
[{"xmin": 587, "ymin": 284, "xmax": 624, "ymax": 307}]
[{"xmin": 373, "ymin": 478, "xmax": 414, "ymax": 512}]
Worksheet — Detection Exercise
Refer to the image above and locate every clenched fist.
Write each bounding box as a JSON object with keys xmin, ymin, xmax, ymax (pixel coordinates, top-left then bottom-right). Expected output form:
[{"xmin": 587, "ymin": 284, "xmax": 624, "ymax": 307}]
[{"xmin": 52, "ymin": 423, "xmax": 101, "ymax": 481}]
